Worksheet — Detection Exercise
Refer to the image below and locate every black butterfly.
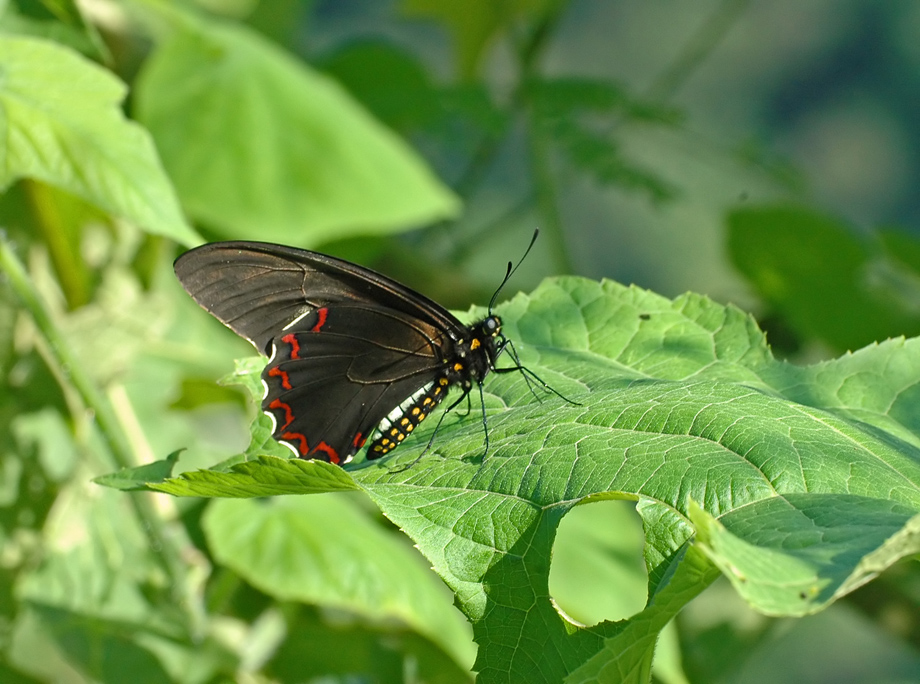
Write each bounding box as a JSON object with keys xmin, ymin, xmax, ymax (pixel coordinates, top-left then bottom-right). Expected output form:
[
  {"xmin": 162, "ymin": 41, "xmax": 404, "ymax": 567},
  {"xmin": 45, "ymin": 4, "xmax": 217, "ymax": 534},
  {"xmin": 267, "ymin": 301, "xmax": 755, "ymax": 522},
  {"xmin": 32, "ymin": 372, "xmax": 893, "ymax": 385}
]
[{"xmin": 174, "ymin": 235, "xmax": 545, "ymax": 466}]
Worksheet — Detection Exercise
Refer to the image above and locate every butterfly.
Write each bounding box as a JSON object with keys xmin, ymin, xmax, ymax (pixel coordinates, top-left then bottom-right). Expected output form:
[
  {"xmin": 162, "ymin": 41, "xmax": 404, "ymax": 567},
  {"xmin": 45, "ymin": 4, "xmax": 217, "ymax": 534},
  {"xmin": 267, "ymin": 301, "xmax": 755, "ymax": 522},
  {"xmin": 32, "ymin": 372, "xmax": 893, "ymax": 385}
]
[{"xmin": 174, "ymin": 234, "xmax": 546, "ymax": 466}]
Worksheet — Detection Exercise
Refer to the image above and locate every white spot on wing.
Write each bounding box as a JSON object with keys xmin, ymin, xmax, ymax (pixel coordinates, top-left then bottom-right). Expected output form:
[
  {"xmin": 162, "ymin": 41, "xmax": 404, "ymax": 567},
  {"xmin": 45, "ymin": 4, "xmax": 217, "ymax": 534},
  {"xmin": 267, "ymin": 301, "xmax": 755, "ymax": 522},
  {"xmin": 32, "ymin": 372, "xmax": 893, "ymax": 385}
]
[
  {"xmin": 263, "ymin": 409, "xmax": 278, "ymax": 433},
  {"xmin": 283, "ymin": 309, "xmax": 313, "ymax": 331},
  {"xmin": 277, "ymin": 439, "xmax": 300, "ymax": 458}
]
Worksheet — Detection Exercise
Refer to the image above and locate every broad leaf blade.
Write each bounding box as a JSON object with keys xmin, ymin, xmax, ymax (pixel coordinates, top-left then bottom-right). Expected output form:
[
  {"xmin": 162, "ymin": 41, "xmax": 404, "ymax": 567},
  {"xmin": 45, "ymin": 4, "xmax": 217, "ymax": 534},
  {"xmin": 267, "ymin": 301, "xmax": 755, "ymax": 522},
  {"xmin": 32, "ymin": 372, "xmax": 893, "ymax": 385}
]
[{"xmin": 691, "ymin": 495, "xmax": 920, "ymax": 615}]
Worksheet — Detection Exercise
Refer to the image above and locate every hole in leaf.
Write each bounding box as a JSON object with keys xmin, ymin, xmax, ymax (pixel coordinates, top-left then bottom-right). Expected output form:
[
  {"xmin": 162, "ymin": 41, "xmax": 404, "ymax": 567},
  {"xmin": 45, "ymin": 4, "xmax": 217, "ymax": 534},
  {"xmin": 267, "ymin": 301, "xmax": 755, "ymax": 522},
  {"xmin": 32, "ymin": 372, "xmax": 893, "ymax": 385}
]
[{"xmin": 549, "ymin": 499, "xmax": 648, "ymax": 626}]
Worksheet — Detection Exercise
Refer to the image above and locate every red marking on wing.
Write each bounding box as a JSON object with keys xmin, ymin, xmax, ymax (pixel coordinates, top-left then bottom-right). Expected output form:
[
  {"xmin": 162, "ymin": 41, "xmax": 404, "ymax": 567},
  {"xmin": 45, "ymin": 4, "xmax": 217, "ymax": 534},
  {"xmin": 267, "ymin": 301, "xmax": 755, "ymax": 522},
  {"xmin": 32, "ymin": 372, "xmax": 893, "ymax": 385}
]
[
  {"xmin": 281, "ymin": 333, "xmax": 301, "ymax": 360},
  {"xmin": 312, "ymin": 307, "xmax": 329, "ymax": 332},
  {"xmin": 352, "ymin": 432, "xmax": 366, "ymax": 449},
  {"xmin": 281, "ymin": 431, "xmax": 309, "ymax": 456},
  {"xmin": 314, "ymin": 441, "xmax": 341, "ymax": 465},
  {"xmin": 269, "ymin": 399, "xmax": 295, "ymax": 430},
  {"xmin": 268, "ymin": 366, "xmax": 292, "ymax": 391}
]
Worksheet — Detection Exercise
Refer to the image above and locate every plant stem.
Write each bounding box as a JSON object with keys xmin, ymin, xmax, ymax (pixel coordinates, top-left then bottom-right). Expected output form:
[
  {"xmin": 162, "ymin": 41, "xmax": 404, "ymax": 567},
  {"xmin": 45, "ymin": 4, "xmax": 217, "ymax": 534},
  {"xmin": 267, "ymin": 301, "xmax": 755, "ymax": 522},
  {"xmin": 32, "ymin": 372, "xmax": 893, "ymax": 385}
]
[
  {"xmin": 518, "ymin": 7, "xmax": 573, "ymax": 275},
  {"xmin": 0, "ymin": 235, "xmax": 195, "ymax": 620},
  {"xmin": 644, "ymin": 0, "xmax": 750, "ymax": 102}
]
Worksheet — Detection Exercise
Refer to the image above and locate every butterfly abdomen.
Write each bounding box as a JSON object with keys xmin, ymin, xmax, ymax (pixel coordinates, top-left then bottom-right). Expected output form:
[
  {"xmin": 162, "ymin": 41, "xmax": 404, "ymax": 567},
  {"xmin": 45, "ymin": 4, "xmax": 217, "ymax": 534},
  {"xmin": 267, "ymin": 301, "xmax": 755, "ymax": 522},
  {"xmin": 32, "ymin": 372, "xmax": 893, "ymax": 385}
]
[{"xmin": 368, "ymin": 376, "xmax": 450, "ymax": 458}]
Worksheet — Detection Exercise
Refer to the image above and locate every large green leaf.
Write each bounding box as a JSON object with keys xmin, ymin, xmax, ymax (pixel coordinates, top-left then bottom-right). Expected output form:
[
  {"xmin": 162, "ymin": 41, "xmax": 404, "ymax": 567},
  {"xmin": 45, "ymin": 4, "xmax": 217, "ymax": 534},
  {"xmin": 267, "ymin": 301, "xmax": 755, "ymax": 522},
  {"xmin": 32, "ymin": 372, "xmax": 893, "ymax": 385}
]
[
  {"xmin": 115, "ymin": 276, "xmax": 920, "ymax": 683},
  {"xmin": 0, "ymin": 36, "xmax": 197, "ymax": 244},
  {"xmin": 134, "ymin": 18, "xmax": 460, "ymax": 245}
]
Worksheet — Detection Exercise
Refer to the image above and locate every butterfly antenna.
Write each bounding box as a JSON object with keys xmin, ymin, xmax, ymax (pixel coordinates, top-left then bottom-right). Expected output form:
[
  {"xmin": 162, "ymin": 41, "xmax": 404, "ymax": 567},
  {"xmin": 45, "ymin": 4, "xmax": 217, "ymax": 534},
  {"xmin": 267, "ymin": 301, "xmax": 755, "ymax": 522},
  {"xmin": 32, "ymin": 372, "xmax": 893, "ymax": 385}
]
[{"xmin": 488, "ymin": 229, "xmax": 539, "ymax": 313}]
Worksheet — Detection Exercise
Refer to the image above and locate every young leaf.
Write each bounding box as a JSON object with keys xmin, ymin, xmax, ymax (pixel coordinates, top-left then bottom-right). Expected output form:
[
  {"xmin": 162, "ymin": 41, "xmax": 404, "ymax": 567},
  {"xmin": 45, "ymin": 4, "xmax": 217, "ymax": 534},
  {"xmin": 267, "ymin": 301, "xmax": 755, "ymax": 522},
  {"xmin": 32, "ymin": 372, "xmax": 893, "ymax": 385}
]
[{"xmin": 727, "ymin": 205, "xmax": 920, "ymax": 351}]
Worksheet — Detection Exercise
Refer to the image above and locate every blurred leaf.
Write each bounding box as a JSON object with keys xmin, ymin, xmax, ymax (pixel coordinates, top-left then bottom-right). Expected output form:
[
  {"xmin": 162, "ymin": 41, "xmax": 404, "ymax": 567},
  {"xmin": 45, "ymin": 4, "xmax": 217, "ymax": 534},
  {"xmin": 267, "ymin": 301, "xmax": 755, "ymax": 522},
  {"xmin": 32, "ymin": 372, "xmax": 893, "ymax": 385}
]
[
  {"xmin": 204, "ymin": 494, "xmax": 475, "ymax": 669},
  {"xmin": 528, "ymin": 78, "xmax": 681, "ymax": 125},
  {"xmin": 12, "ymin": 408, "xmax": 79, "ymax": 482},
  {"xmin": 320, "ymin": 40, "xmax": 443, "ymax": 133},
  {"xmin": 880, "ymin": 226, "xmax": 920, "ymax": 277},
  {"xmin": 0, "ymin": 36, "xmax": 198, "ymax": 244},
  {"xmin": 26, "ymin": 605, "xmax": 173, "ymax": 684},
  {"xmin": 0, "ymin": 0, "xmax": 109, "ymax": 60},
  {"xmin": 266, "ymin": 606, "xmax": 473, "ymax": 684},
  {"xmin": 727, "ymin": 205, "xmax": 920, "ymax": 352},
  {"xmin": 21, "ymin": 181, "xmax": 103, "ymax": 309},
  {"xmin": 320, "ymin": 39, "xmax": 507, "ymax": 156},
  {"xmin": 528, "ymin": 78, "xmax": 677, "ymax": 201},
  {"xmin": 134, "ymin": 18, "xmax": 460, "ymax": 245},
  {"xmin": 549, "ymin": 499, "xmax": 647, "ymax": 625}
]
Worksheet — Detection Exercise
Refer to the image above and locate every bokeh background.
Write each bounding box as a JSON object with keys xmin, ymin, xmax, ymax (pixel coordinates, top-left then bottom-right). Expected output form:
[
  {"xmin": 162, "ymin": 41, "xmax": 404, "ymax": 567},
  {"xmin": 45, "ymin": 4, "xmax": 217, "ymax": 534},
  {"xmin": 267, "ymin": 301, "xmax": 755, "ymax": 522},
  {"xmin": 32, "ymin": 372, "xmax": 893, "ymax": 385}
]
[{"xmin": 2, "ymin": 0, "xmax": 920, "ymax": 682}]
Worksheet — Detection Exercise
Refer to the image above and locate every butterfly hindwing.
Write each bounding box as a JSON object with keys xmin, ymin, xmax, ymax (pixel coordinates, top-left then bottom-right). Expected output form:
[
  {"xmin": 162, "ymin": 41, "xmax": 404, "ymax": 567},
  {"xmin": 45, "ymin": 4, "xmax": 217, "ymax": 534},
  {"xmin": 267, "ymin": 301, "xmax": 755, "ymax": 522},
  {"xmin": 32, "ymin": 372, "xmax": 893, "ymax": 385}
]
[{"xmin": 261, "ymin": 304, "xmax": 449, "ymax": 463}]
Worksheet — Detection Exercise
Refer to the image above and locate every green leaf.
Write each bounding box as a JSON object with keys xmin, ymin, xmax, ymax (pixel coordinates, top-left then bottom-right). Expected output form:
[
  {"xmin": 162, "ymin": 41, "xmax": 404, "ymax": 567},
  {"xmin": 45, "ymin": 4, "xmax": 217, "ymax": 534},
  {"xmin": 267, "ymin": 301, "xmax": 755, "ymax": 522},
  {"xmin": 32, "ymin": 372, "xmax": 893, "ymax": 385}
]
[
  {"xmin": 319, "ymin": 40, "xmax": 444, "ymax": 133},
  {"xmin": 0, "ymin": 36, "xmax": 198, "ymax": 244},
  {"xmin": 565, "ymin": 545, "xmax": 719, "ymax": 684},
  {"xmin": 691, "ymin": 495, "xmax": 920, "ymax": 615},
  {"xmin": 134, "ymin": 19, "xmax": 459, "ymax": 245},
  {"xmin": 528, "ymin": 78, "xmax": 678, "ymax": 201},
  {"xmin": 149, "ymin": 456, "xmax": 359, "ymax": 497},
  {"xmin": 203, "ymin": 494, "xmax": 475, "ymax": 669},
  {"xmin": 92, "ymin": 450, "xmax": 181, "ymax": 491},
  {"xmin": 27, "ymin": 605, "xmax": 172, "ymax": 684},
  {"xmin": 134, "ymin": 276, "xmax": 920, "ymax": 682},
  {"xmin": 400, "ymin": 0, "xmax": 559, "ymax": 79}
]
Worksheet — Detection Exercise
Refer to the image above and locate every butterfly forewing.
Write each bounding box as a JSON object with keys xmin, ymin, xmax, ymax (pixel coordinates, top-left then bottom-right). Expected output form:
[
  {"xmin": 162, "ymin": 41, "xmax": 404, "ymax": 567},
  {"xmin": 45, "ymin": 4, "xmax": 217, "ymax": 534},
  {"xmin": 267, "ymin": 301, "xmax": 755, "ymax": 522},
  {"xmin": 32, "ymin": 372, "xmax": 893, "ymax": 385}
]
[{"xmin": 174, "ymin": 242, "xmax": 466, "ymax": 354}]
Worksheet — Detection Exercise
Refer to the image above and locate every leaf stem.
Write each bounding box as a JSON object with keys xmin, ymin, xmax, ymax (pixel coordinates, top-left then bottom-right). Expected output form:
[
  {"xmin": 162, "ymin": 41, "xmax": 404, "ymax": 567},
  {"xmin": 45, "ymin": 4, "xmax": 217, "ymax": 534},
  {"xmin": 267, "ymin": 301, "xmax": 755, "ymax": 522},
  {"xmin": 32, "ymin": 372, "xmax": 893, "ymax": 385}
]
[
  {"xmin": 517, "ymin": 7, "xmax": 573, "ymax": 274},
  {"xmin": 643, "ymin": 0, "xmax": 750, "ymax": 102}
]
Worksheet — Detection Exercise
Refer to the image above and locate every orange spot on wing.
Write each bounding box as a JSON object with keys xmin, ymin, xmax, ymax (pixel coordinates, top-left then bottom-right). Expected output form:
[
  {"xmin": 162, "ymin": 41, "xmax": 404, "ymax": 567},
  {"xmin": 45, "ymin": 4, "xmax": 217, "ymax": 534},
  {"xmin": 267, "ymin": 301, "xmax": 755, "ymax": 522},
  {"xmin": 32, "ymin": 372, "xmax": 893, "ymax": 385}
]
[
  {"xmin": 281, "ymin": 333, "xmax": 301, "ymax": 359},
  {"xmin": 312, "ymin": 307, "xmax": 329, "ymax": 332},
  {"xmin": 268, "ymin": 366, "xmax": 292, "ymax": 390},
  {"xmin": 281, "ymin": 431, "xmax": 309, "ymax": 456},
  {"xmin": 313, "ymin": 441, "xmax": 341, "ymax": 465},
  {"xmin": 269, "ymin": 399, "xmax": 295, "ymax": 430}
]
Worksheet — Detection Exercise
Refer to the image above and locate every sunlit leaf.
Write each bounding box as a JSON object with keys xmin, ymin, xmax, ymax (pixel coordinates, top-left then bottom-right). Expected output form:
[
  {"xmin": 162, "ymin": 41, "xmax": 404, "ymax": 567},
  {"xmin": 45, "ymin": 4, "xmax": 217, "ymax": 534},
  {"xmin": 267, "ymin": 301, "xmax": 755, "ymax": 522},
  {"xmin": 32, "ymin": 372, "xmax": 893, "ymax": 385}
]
[{"xmin": 0, "ymin": 36, "xmax": 198, "ymax": 244}]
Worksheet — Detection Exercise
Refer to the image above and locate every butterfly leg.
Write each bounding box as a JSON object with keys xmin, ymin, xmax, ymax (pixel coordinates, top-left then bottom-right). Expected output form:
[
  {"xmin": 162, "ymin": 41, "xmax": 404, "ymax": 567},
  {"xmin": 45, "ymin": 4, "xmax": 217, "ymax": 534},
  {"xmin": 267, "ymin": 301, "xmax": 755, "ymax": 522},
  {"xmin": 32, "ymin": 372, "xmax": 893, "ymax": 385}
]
[
  {"xmin": 492, "ymin": 338, "xmax": 580, "ymax": 405},
  {"xmin": 386, "ymin": 388, "xmax": 474, "ymax": 473}
]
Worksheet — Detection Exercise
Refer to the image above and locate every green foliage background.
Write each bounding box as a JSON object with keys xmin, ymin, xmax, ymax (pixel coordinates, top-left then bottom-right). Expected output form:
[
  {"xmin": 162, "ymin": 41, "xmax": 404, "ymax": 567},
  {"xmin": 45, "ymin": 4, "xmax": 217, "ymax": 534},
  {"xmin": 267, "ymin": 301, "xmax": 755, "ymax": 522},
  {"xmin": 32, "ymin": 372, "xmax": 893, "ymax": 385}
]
[{"xmin": 1, "ymin": 1, "xmax": 920, "ymax": 683}]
